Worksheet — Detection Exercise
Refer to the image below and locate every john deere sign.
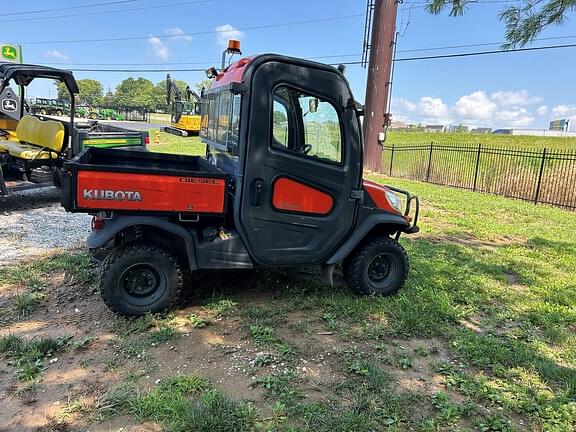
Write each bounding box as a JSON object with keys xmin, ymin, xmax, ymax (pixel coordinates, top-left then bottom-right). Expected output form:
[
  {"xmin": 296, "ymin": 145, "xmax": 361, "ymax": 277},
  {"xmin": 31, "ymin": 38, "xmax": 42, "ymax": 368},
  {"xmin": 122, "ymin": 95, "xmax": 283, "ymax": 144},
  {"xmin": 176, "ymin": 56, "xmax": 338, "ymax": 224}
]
[{"xmin": 0, "ymin": 44, "xmax": 22, "ymax": 63}]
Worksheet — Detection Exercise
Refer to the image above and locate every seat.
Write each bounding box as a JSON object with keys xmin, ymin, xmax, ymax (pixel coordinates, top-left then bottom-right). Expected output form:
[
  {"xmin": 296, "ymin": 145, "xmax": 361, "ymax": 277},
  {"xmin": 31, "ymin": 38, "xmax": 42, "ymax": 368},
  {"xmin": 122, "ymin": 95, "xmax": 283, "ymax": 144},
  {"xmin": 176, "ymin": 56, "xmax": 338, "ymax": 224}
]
[
  {"xmin": 1, "ymin": 116, "xmax": 65, "ymax": 160},
  {"xmin": 0, "ymin": 141, "xmax": 58, "ymax": 159}
]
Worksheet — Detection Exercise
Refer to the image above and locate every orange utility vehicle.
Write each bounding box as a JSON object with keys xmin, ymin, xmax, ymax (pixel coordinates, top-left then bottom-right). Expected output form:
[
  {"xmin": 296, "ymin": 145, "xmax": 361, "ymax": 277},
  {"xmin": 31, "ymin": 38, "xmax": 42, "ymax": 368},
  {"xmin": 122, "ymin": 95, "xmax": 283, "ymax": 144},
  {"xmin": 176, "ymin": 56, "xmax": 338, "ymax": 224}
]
[{"xmin": 62, "ymin": 52, "xmax": 419, "ymax": 316}]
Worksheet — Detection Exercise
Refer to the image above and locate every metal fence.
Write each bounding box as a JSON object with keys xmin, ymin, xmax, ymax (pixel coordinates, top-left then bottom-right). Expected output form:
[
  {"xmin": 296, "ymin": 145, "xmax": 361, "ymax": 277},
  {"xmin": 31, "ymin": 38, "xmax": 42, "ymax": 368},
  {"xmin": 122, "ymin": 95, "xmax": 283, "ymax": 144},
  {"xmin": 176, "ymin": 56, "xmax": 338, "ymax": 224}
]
[{"xmin": 381, "ymin": 143, "xmax": 576, "ymax": 210}]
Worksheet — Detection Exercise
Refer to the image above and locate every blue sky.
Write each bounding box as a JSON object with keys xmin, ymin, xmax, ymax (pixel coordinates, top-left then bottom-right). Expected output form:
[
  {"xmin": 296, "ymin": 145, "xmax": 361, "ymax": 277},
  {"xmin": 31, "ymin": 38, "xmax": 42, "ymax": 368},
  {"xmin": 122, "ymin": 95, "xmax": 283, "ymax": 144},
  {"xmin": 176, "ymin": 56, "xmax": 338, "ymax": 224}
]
[{"xmin": 3, "ymin": 0, "xmax": 575, "ymax": 129}]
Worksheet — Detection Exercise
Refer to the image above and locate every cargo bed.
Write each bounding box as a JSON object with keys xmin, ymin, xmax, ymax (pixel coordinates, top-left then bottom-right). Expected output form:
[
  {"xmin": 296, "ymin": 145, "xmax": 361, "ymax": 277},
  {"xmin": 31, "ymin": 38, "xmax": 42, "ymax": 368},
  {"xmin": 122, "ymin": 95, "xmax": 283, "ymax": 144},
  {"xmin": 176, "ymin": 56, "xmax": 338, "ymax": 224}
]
[{"xmin": 62, "ymin": 148, "xmax": 228, "ymax": 214}]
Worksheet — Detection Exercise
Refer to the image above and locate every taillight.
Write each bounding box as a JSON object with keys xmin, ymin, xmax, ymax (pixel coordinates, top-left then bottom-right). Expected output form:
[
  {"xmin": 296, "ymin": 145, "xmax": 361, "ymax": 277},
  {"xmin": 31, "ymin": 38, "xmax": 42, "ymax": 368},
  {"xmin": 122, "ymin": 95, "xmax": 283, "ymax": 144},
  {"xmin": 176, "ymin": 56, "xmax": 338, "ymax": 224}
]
[
  {"xmin": 92, "ymin": 216, "xmax": 105, "ymax": 231},
  {"xmin": 144, "ymin": 135, "xmax": 150, "ymax": 147}
]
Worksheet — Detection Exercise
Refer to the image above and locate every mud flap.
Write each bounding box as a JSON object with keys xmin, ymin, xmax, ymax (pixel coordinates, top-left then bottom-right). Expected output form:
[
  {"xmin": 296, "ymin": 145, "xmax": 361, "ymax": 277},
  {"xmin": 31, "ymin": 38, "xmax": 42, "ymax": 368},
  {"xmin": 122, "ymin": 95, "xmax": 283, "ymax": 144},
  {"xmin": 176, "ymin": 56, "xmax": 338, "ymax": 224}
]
[{"xmin": 321, "ymin": 263, "xmax": 335, "ymax": 287}]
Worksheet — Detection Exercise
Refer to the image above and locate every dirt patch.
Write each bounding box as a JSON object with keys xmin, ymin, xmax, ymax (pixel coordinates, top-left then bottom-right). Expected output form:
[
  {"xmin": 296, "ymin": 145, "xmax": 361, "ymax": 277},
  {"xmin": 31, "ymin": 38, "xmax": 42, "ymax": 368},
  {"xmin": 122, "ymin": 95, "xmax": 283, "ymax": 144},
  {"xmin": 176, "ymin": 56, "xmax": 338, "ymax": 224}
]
[{"xmin": 421, "ymin": 232, "xmax": 525, "ymax": 251}]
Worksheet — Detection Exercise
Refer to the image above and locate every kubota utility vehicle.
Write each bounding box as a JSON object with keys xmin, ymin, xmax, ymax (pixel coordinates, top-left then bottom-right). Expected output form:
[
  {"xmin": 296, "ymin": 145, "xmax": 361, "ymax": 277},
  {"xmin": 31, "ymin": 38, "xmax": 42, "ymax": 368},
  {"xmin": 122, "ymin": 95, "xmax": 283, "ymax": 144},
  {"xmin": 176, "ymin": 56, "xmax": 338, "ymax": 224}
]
[{"xmin": 62, "ymin": 53, "xmax": 419, "ymax": 316}]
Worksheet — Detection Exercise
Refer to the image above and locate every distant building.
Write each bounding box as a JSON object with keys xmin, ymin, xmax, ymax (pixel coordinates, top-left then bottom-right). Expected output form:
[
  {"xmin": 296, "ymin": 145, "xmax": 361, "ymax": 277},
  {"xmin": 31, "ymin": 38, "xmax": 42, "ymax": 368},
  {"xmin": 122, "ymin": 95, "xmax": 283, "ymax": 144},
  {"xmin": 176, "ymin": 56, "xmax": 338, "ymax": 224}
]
[
  {"xmin": 424, "ymin": 124, "xmax": 445, "ymax": 133},
  {"xmin": 471, "ymin": 127, "xmax": 492, "ymax": 134},
  {"xmin": 549, "ymin": 119, "xmax": 570, "ymax": 131},
  {"xmin": 493, "ymin": 128, "xmax": 576, "ymax": 137},
  {"xmin": 450, "ymin": 124, "xmax": 469, "ymax": 133},
  {"xmin": 389, "ymin": 121, "xmax": 408, "ymax": 130}
]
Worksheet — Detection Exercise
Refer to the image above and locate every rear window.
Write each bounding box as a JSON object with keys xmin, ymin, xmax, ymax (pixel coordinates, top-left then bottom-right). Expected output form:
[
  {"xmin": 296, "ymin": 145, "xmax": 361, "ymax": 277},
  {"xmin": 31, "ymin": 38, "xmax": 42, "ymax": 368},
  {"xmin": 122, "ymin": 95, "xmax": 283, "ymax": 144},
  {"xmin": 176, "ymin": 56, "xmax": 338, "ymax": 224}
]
[{"xmin": 200, "ymin": 88, "xmax": 241, "ymax": 154}]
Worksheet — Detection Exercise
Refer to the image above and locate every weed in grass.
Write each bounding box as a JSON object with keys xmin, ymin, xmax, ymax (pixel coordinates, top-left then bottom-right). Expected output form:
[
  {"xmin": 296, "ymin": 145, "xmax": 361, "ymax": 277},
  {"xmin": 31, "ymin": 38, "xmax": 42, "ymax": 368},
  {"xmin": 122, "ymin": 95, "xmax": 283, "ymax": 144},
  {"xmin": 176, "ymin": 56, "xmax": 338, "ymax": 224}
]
[
  {"xmin": 0, "ymin": 335, "xmax": 71, "ymax": 382},
  {"xmin": 394, "ymin": 352, "xmax": 413, "ymax": 369},
  {"xmin": 187, "ymin": 313, "xmax": 210, "ymax": 328},
  {"xmin": 477, "ymin": 413, "xmax": 515, "ymax": 432},
  {"xmin": 14, "ymin": 291, "xmax": 43, "ymax": 317},
  {"xmin": 204, "ymin": 298, "xmax": 237, "ymax": 316},
  {"xmin": 431, "ymin": 392, "xmax": 461, "ymax": 425},
  {"xmin": 112, "ymin": 314, "xmax": 155, "ymax": 337},
  {"xmin": 17, "ymin": 359, "xmax": 44, "ymax": 382},
  {"xmin": 250, "ymin": 324, "xmax": 278, "ymax": 346},
  {"xmin": 149, "ymin": 326, "xmax": 177, "ymax": 343},
  {"xmin": 253, "ymin": 352, "xmax": 274, "ymax": 368},
  {"xmin": 69, "ymin": 336, "xmax": 97, "ymax": 351},
  {"xmin": 255, "ymin": 373, "xmax": 301, "ymax": 406}
]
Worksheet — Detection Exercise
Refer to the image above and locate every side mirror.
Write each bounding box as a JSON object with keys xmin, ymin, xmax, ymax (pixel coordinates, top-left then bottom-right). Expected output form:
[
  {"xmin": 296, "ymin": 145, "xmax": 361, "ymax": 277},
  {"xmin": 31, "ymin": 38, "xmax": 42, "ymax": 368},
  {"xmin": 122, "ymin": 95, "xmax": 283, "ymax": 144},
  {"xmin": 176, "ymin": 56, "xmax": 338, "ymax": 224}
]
[{"xmin": 309, "ymin": 98, "xmax": 318, "ymax": 113}]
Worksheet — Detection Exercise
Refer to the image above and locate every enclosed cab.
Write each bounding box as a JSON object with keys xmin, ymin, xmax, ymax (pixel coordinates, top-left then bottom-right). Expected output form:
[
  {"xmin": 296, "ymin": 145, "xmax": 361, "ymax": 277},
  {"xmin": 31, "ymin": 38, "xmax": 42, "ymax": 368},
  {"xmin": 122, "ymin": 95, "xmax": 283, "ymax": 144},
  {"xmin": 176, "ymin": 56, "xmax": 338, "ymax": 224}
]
[{"xmin": 63, "ymin": 54, "xmax": 419, "ymax": 316}]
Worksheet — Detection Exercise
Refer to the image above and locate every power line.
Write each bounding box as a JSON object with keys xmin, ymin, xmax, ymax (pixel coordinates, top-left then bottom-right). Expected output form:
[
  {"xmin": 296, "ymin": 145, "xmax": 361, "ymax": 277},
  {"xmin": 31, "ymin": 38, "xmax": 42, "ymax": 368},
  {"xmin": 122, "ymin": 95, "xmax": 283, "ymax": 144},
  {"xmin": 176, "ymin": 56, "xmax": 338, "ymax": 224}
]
[
  {"xmin": 3, "ymin": 0, "xmax": 148, "ymax": 17},
  {"xmin": 60, "ymin": 42, "xmax": 576, "ymax": 73},
  {"xmin": 20, "ymin": 14, "xmax": 364, "ymax": 45},
  {"xmin": 0, "ymin": 0, "xmax": 216, "ymax": 24},
  {"xmin": 336, "ymin": 42, "xmax": 576, "ymax": 65},
  {"xmin": 397, "ymin": 34, "xmax": 576, "ymax": 53}
]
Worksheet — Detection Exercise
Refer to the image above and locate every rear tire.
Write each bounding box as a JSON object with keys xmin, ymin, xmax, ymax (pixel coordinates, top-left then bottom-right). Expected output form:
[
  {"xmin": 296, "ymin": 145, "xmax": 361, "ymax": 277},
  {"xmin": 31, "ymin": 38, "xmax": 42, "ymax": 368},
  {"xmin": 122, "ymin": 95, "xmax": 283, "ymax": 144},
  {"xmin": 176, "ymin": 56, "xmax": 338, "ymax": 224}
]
[
  {"xmin": 99, "ymin": 242, "xmax": 183, "ymax": 316},
  {"xmin": 343, "ymin": 236, "xmax": 409, "ymax": 296}
]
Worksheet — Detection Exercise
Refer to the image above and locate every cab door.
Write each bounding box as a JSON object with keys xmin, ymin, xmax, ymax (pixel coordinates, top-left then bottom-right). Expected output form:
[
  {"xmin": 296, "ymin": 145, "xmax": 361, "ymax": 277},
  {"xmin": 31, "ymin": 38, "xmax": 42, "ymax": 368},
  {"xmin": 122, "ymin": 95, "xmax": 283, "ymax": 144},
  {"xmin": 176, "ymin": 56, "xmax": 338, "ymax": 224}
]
[{"xmin": 238, "ymin": 58, "xmax": 362, "ymax": 266}]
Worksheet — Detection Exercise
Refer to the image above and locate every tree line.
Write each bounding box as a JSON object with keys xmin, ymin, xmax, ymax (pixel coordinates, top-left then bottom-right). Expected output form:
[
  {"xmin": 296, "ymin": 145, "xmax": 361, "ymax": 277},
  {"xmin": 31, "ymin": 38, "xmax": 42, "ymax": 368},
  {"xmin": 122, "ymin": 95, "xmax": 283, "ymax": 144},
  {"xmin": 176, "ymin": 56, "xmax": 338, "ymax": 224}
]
[{"xmin": 55, "ymin": 78, "xmax": 211, "ymax": 111}]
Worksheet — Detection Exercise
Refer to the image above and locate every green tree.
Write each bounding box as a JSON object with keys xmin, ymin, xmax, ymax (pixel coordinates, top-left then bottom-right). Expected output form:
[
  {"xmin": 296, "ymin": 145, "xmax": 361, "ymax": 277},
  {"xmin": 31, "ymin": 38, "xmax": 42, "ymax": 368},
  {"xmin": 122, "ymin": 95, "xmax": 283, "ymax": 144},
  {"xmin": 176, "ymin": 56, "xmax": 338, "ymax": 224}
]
[
  {"xmin": 154, "ymin": 78, "xmax": 189, "ymax": 111},
  {"xmin": 195, "ymin": 79, "xmax": 212, "ymax": 93},
  {"xmin": 114, "ymin": 77, "xmax": 156, "ymax": 108},
  {"xmin": 426, "ymin": 0, "xmax": 575, "ymax": 47},
  {"xmin": 55, "ymin": 78, "xmax": 103, "ymax": 105}
]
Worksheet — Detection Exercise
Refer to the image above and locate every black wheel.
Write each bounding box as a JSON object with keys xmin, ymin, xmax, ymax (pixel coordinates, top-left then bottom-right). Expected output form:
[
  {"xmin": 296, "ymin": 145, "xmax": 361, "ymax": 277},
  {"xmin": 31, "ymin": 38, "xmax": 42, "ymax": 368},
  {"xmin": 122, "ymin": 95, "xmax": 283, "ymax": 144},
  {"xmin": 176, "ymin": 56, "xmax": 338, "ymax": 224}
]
[
  {"xmin": 343, "ymin": 236, "xmax": 409, "ymax": 296},
  {"xmin": 39, "ymin": 108, "xmax": 47, "ymax": 115},
  {"xmin": 99, "ymin": 242, "xmax": 183, "ymax": 316},
  {"xmin": 55, "ymin": 110, "xmax": 63, "ymax": 116}
]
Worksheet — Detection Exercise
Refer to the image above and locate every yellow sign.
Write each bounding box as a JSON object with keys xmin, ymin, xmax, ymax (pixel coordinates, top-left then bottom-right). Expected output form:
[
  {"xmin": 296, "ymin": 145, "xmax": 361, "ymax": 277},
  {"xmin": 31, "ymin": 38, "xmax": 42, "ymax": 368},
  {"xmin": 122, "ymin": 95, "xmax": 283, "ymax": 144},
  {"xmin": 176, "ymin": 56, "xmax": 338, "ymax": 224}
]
[{"xmin": 0, "ymin": 44, "xmax": 21, "ymax": 63}]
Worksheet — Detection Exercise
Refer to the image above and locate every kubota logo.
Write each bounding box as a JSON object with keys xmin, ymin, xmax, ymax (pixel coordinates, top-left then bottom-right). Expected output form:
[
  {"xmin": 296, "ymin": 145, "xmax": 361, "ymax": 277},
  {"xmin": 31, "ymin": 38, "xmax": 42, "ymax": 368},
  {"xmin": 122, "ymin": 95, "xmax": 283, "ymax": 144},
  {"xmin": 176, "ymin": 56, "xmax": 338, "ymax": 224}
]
[{"xmin": 83, "ymin": 189, "xmax": 142, "ymax": 201}]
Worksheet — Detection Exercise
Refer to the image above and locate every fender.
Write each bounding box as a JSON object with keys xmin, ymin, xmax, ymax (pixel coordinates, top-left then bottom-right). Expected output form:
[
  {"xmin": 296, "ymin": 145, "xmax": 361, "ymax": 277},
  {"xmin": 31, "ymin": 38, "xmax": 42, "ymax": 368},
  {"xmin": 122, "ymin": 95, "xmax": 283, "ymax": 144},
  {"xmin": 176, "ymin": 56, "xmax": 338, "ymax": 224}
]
[
  {"xmin": 326, "ymin": 213, "xmax": 409, "ymax": 265},
  {"xmin": 86, "ymin": 215, "xmax": 198, "ymax": 270}
]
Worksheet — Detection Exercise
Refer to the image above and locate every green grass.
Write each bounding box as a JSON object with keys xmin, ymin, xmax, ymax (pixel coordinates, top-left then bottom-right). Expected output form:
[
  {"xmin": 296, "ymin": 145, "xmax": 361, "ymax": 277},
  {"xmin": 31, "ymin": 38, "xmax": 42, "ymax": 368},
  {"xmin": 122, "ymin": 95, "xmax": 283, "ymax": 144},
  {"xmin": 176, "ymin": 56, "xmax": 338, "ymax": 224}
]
[
  {"xmin": 148, "ymin": 129, "xmax": 205, "ymax": 156},
  {"xmin": 387, "ymin": 130, "xmax": 576, "ymax": 150},
  {"xmin": 0, "ymin": 253, "xmax": 93, "ymax": 323},
  {"xmin": 106, "ymin": 374, "xmax": 258, "ymax": 431},
  {"xmin": 0, "ymin": 334, "xmax": 73, "ymax": 382}
]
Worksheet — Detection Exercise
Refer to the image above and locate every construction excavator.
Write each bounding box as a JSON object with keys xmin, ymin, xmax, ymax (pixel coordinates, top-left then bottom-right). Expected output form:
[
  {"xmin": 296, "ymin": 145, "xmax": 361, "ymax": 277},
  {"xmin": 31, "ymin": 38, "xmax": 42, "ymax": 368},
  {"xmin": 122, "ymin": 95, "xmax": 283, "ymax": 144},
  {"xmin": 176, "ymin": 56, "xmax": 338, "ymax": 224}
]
[{"xmin": 161, "ymin": 74, "xmax": 201, "ymax": 137}]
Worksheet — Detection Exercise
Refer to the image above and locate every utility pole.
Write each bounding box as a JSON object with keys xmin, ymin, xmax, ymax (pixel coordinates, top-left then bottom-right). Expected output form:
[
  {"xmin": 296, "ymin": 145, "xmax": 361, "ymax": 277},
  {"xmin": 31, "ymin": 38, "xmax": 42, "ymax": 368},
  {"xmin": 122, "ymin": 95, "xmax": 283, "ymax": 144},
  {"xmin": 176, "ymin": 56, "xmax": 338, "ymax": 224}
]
[{"xmin": 363, "ymin": 0, "xmax": 399, "ymax": 172}]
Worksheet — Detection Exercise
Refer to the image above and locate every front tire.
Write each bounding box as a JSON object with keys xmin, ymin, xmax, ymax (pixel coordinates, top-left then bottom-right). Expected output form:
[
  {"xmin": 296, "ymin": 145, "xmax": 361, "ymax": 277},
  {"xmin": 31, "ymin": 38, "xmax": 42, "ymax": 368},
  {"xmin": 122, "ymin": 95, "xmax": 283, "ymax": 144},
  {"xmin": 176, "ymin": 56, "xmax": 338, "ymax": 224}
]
[
  {"xmin": 99, "ymin": 242, "xmax": 183, "ymax": 316},
  {"xmin": 343, "ymin": 236, "xmax": 409, "ymax": 296}
]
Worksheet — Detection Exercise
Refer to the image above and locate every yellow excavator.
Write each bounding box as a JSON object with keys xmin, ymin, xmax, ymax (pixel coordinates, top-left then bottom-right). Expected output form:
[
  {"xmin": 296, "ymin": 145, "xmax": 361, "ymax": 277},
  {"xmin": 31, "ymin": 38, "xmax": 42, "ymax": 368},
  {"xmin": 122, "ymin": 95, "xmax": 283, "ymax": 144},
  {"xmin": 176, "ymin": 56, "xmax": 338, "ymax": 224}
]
[{"xmin": 162, "ymin": 74, "xmax": 201, "ymax": 137}]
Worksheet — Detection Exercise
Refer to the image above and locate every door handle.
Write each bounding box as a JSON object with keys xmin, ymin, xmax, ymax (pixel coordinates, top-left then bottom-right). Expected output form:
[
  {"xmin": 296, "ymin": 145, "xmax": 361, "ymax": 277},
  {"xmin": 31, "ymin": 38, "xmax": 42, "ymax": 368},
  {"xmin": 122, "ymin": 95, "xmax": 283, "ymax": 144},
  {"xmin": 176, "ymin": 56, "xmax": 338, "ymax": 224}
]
[{"xmin": 250, "ymin": 179, "xmax": 264, "ymax": 207}]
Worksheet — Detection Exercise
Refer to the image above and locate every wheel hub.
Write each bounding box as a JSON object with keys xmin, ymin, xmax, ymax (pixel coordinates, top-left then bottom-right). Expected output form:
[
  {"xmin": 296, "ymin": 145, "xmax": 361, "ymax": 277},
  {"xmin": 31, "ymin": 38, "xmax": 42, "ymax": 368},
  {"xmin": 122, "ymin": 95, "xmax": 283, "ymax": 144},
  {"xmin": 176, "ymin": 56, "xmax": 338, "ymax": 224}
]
[
  {"xmin": 123, "ymin": 266, "xmax": 160, "ymax": 297},
  {"xmin": 368, "ymin": 254, "xmax": 391, "ymax": 283}
]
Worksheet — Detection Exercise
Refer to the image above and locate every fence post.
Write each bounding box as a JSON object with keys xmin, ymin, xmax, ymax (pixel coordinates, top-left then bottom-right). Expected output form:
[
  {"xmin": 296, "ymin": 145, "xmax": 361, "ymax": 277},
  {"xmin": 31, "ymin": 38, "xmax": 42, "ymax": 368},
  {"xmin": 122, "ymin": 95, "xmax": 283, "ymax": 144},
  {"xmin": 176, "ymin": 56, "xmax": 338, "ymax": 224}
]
[
  {"xmin": 426, "ymin": 142, "xmax": 433, "ymax": 182},
  {"xmin": 534, "ymin": 147, "xmax": 547, "ymax": 204},
  {"xmin": 473, "ymin": 143, "xmax": 482, "ymax": 191},
  {"xmin": 389, "ymin": 143, "xmax": 395, "ymax": 176}
]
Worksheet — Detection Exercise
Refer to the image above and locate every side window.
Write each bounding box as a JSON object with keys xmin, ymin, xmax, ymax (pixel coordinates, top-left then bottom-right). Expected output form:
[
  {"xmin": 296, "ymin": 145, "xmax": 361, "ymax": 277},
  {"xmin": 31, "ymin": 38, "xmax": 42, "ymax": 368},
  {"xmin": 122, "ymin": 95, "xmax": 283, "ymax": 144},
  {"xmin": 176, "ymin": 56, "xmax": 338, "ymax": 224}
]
[
  {"xmin": 272, "ymin": 100, "xmax": 289, "ymax": 147},
  {"xmin": 271, "ymin": 86, "xmax": 342, "ymax": 164}
]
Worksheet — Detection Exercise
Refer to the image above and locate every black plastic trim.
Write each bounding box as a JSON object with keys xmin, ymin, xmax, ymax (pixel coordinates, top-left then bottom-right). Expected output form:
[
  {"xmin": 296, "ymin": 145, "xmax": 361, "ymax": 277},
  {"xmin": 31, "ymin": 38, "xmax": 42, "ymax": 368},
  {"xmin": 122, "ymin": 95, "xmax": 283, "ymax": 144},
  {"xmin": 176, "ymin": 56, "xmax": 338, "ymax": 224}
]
[{"xmin": 86, "ymin": 215, "xmax": 199, "ymax": 270}]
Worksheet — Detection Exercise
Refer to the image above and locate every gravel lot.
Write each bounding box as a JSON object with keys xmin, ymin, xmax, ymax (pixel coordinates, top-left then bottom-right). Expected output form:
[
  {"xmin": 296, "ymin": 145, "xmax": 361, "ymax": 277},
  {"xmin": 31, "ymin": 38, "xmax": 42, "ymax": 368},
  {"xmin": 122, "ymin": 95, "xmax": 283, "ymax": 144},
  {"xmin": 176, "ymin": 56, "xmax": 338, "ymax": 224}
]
[{"xmin": 0, "ymin": 187, "xmax": 92, "ymax": 266}]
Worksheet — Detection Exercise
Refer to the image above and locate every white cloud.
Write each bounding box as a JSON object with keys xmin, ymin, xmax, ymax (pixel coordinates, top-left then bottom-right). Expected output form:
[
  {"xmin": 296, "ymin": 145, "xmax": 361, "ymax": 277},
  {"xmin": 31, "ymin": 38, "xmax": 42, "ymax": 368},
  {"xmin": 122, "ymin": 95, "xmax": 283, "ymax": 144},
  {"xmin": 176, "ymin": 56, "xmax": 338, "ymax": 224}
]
[
  {"xmin": 148, "ymin": 36, "xmax": 169, "ymax": 60},
  {"xmin": 392, "ymin": 90, "xmax": 548, "ymax": 128},
  {"xmin": 418, "ymin": 97, "xmax": 450, "ymax": 121},
  {"xmin": 165, "ymin": 27, "xmax": 192, "ymax": 43},
  {"xmin": 551, "ymin": 104, "xmax": 576, "ymax": 118},
  {"xmin": 215, "ymin": 24, "xmax": 244, "ymax": 47},
  {"xmin": 44, "ymin": 49, "xmax": 69, "ymax": 60},
  {"xmin": 491, "ymin": 90, "xmax": 541, "ymax": 107},
  {"xmin": 392, "ymin": 96, "xmax": 451, "ymax": 123},
  {"xmin": 495, "ymin": 108, "xmax": 534, "ymax": 127},
  {"xmin": 454, "ymin": 91, "xmax": 497, "ymax": 121},
  {"xmin": 536, "ymin": 105, "xmax": 548, "ymax": 116}
]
